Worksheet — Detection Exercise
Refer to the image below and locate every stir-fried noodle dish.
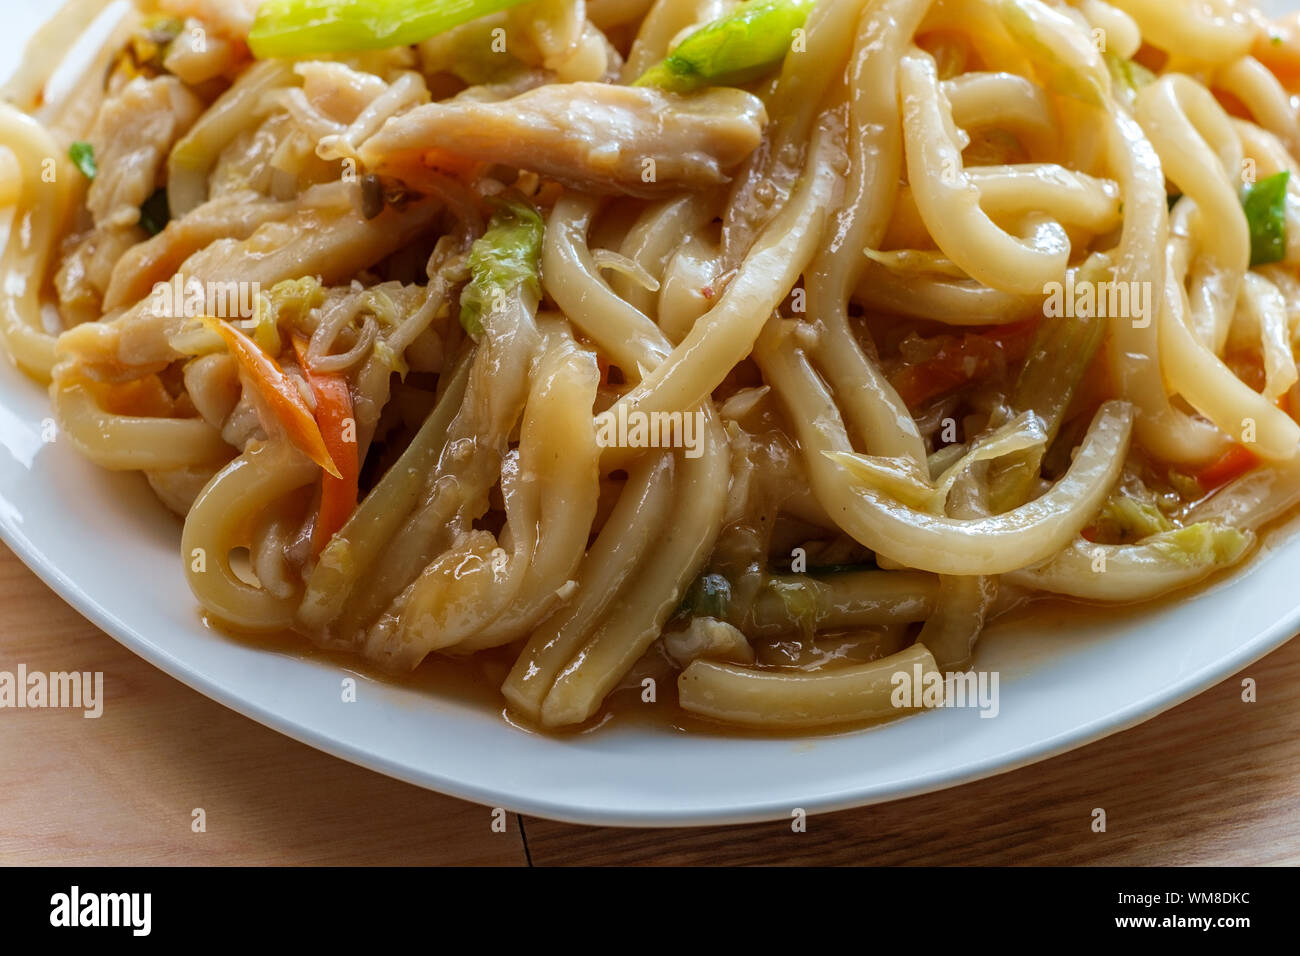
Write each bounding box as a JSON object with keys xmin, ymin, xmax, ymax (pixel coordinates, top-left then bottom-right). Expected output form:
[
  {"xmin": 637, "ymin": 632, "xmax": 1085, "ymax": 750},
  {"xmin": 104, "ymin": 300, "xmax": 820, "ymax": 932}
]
[{"xmin": 6, "ymin": 0, "xmax": 1300, "ymax": 731}]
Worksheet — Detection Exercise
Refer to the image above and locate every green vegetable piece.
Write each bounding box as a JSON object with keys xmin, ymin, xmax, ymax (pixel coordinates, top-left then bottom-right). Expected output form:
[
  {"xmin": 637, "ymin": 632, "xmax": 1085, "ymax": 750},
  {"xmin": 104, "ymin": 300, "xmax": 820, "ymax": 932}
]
[
  {"xmin": 679, "ymin": 573, "xmax": 732, "ymax": 620},
  {"xmin": 765, "ymin": 578, "xmax": 821, "ymax": 638},
  {"xmin": 145, "ymin": 16, "xmax": 185, "ymax": 46},
  {"xmin": 1148, "ymin": 522, "xmax": 1251, "ymax": 568},
  {"xmin": 459, "ymin": 198, "xmax": 543, "ymax": 337},
  {"xmin": 1103, "ymin": 51, "xmax": 1155, "ymax": 108},
  {"xmin": 69, "ymin": 141, "xmax": 96, "ymax": 181},
  {"xmin": 248, "ymin": 0, "xmax": 535, "ymax": 59},
  {"xmin": 1241, "ymin": 170, "xmax": 1290, "ymax": 267},
  {"xmin": 634, "ymin": 0, "xmax": 816, "ymax": 94},
  {"xmin": 1091, "ymin": 488, "xmax": 1175, "ymax": 545}
]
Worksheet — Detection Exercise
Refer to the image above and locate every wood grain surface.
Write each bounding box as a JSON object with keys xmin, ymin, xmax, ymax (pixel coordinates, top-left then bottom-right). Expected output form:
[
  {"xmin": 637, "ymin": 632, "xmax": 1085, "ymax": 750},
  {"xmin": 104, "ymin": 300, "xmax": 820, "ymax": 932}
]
[{"xmin": 1, "ymin": 541, "xmax": 1295, "ymax": 866}]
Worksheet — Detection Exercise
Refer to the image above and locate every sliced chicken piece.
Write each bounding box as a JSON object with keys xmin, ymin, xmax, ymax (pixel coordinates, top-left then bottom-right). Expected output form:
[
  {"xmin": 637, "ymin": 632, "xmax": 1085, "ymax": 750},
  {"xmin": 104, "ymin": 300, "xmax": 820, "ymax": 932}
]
[
  {"xmin": 55, "ymin": 75, "xmax": 204, "ymax": 324},
  {"xmin": 104, "ymin": 190, "xmax": 298, "ymax": 310},
  {"xmin": 56, "ymin": 226, "xmax": 146, "ymax": 326},
  {"xmin": 86, "ymin": 197, "xmax": 442, "ymax": 371},
  {"xmin": 210, "ymin": 112, "xmax": 292, "ymax": 201},
  {"xmin": 664, "ymin": 618, "xmax": 756, "ymax": 668},
  {"xmin": 359, "ymin": 82, "xmax": 766, "ymax": 196},
  {"xmin": 176, "ymin": 197, "xmax": 441, "ymax": 293},
  {"xmin": 86, "ymin": 76, "xmax": 203, "ymax": 230}
]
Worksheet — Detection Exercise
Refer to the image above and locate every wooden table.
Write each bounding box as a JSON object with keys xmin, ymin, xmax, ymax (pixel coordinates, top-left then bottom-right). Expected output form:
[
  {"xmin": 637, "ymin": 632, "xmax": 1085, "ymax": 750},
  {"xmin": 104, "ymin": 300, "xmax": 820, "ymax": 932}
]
[{"xmin": 1, "ymin": 541, "xmax": 1296, "ymax": 866}]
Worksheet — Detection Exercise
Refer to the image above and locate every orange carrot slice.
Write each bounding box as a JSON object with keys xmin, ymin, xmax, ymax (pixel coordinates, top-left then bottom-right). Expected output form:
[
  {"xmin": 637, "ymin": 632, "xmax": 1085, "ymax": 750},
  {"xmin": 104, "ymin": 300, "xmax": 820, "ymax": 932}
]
[
  {"xmin": 1195, "ymin": 444, "xmax": 1259, "ymax": 494},
  {"xmin": 204, "ymin": 317, "xmax": 341, "ymax": 478},
  {"xmin": 291, "ymin": 335, "xmax": 359, "ymax": 553}
]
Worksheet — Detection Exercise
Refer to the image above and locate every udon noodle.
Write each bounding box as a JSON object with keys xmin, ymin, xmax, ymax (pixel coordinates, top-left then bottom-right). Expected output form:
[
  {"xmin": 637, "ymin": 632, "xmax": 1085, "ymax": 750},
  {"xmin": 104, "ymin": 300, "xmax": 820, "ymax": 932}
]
[{"xmin": 5, "ymin": 0, "xmax": 1300, "ymax": 731}]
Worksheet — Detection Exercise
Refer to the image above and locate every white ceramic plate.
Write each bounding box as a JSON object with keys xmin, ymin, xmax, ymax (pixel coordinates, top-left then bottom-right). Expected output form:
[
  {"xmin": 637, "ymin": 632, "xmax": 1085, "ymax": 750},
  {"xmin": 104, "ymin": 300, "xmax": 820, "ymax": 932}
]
[{"xmin": 2, "ymin": 1, "xmax": 1298, "ymax": 827}]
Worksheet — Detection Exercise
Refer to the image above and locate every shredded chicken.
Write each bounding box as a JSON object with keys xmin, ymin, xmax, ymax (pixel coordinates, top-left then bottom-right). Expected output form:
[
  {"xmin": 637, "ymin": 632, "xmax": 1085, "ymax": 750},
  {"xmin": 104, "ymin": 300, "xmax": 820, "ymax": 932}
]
[
  {"xmin": 177, "ymin": 199, "xmax": 441, "ymax": 294},
  {"xmin": 104, "ymin": 191, "xmax": 299, "ymax": 310},
  {"xmin": 448, "ymin": 70, "xmax": 555, "ymax": 104},
  {"xmin": 86, "ymin": 76, "xmax": 202, "ymax": 231},
  {"xmin": 55, "ymin": 75, "xmax": 203, "ymax": 325},
  {"xmin": 359, "ymin": 82, "xmax": 767, "ymax": 196},
  {"xmin": 56, "ymin": 228, "xmax": 144, "ymax": 326},
  {"xmin": 664, "ymin": 618, "xmax": 756, "ymax": 667},
  {"xmin": 182, "ymin": 353, "xmax": 241, "ymax": 432},
  {"xmin": 58, "ymin": 196, "xmax": 446, "ymax": 374},
  {"xmin": 209, "ymin": 112, "xmax": 294, "ymax": 200}
]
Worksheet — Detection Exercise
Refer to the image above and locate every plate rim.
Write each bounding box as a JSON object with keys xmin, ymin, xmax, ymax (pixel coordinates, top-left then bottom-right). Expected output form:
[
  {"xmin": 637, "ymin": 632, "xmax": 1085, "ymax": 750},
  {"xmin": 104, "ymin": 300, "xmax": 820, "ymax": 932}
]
[{"xmin": 2, "ymin": 503, "xmax": 1295, "ymax": 827}]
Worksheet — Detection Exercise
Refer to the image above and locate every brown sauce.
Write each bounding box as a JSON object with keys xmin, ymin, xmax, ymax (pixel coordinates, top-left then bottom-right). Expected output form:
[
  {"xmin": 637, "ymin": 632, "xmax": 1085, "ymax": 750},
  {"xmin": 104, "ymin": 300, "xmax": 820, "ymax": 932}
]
[{"xmin": 203, "ymin": 508, "xmax": 1300, "ymax": 739}]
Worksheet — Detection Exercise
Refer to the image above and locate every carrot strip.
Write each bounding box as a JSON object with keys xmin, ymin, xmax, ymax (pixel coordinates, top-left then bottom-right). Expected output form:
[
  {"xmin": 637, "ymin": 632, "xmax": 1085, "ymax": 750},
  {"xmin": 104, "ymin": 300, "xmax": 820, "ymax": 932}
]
[
  {"xmin": 1253, "ymin": 15, "xmax": 1300, "ymax": 91},
  {"xmin": 889, "ymin": 320, "xmax": 1038, "ymax": 408},
  {"xmin": 1195, "ymin": 444, "xmax": 1259, "ymax": 494},
  {"xmin": 204, "ymin": 318, "xmax": 341, "ymax": 478},
  {"xmin": 292, "ymin": 336, "xmax": 359, "ymax": 553}
]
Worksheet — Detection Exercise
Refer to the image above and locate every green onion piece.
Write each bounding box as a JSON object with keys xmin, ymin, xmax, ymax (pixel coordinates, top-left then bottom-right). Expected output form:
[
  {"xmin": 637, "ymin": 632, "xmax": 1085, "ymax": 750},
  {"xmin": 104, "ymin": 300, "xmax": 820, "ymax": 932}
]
[
  {"xmin": 69, "ymin": 141, "xmax": 96, "ymax": 181},
  {"xmin": 1241, "ymin": 170, "xmax": 1290, "ymax": 267},
  {"xmin": 634, "ymin": 0, "xmax": 816, "ymax": 93},
  {"xmin": 678, "ymin": 573, "xmax": 732, "ymax": 620},
  {"xmin": 139, "ymin": 188, "xmax": 171, "ymax": 236},
  {"xmin": 459, "ymin": 197, "xmax": 543, "ymax": 337},
  {"xmin": 248, "ymin": 0, "xmax": 534, "ymax": 58}
]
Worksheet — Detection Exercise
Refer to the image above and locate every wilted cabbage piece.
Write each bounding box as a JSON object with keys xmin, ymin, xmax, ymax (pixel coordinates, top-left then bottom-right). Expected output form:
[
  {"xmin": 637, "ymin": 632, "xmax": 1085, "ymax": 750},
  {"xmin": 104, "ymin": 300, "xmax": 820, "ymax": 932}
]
[{"xmin": 459, "ymin": 198, "xmax": 544, "ymax": 337}]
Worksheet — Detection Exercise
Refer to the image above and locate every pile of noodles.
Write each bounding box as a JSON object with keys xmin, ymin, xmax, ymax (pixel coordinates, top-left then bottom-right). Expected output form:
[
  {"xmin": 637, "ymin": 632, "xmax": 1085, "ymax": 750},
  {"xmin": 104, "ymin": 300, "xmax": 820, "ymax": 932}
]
[{"xmin": 3, "ymin": 0, "xmax": 1300, "ymax": 730}]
